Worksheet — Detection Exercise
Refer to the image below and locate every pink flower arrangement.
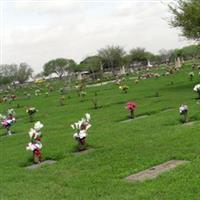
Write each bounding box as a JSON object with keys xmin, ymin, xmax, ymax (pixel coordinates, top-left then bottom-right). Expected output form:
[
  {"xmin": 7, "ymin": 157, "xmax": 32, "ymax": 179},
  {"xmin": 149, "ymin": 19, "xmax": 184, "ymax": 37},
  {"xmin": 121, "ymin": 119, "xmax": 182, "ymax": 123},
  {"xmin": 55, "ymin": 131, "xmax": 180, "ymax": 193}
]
[
  {"xmin": 126, "ymin": 101, "xmax": 137, "ymax": 118},
  {"xmin": 1, "ymin": 109, "xmax": 16, "ymax": 135}
]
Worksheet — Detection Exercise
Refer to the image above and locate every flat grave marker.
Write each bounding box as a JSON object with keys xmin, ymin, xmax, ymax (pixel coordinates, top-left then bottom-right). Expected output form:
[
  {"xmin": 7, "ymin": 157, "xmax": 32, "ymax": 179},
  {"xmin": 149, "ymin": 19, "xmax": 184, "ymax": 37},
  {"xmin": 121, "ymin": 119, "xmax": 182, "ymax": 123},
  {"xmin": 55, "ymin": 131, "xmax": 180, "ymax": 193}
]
[
  {"xmin": 125, "ymin": 160, "xmax": 189, "ymax": 182},
  {"xmin": 26, "ymin": 160, "xmax": 57, "ymax": 169}
]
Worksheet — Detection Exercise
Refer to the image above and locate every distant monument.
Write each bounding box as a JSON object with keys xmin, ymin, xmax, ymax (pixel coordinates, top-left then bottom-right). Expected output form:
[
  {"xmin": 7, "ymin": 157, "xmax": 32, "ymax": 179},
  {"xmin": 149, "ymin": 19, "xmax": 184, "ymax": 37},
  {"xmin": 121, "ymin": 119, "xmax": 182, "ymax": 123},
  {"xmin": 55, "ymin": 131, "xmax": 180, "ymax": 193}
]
[
  {"xmin": 175, "ymin": 57, "xmax": 181, "ymax": 68},
  {"xmin": 77, "ymin": 72, "xmax": 82, "ymax": 80},
  {"xmin": 147, "ymin": 60, "xmax": 152, "ymax": 67},
  {"xmin": 120, "ymin": 66, "xmax": 126, "ymax": 75}
]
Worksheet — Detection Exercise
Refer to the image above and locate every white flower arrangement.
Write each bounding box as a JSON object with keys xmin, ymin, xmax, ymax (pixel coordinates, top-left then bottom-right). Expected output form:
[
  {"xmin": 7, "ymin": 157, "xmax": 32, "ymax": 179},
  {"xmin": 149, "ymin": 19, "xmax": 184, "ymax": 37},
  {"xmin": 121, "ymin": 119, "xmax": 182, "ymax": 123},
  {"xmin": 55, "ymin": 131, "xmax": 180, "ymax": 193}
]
[
  {"xmin": 179, "ymin": 105, "xmax": 188, "ymax": 123},
  {"xmin": 154, "ymin": 73, "xmax": 160, "ymax": 78},
  {"xmin": 34, "ymin": 121, "xmax": 44, "ymax": 131},
  {"xmin": 35, "ymin": 89, "xmax": 41, "ymax": 96},
  {"xmin": 189, "ymin": 72, "xmax": 194, "ymax": 81},
  {"xmin": 7, "ymin": 109, "xmax": 15, "ymax": 116},
  {"xmin": 193, "ymin": 84, "xmax": 200, "ymax": 98},
  {"xmin": 119, "ymin": 85, "xmax": 129, "ymax": 93},
  {"xmin": 179, "ymin": 105, "xmax": 188, "ymax": 115},
  {"xmin": 193, "ymin": 84, "xmax": 200, "ymax": 92},
  {"xmin": 26, "ymin": 107, "xmax": 38, "ymax": 114},
  {"xmin": 26, "ymin": 121, "xmax": 44, "ymax": 163},
  {"xmin": 189, "ymin": 72, "xmax": 194, "ymax": 76},
  {"xmin": 26, "ymin": 142, "xmax": 43, "ymax": 151},
  {"xmin": 0, "ymin": 114, "xmax": 6, "ymax": 121},
  {"xmin": 26, "ymin": 107, "xmax": 38, "ymax": 122},
  {"xmin": 71, "ymin": 113, "xmax": 91, "ymax": 150}
]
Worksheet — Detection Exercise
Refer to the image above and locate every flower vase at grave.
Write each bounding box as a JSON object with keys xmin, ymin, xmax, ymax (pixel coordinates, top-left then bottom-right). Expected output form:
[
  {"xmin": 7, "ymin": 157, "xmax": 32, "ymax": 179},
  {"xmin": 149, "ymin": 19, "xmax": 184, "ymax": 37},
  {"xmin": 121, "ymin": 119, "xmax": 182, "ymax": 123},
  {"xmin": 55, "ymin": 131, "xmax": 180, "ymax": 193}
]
[
  {"xmin": 92, "ymin": 92, "xmax": 98, "ymax": 109},
  {"xmin": 182, "ymin": 112, "xmax": 188, "ymax": 123},
  {"xmin": 193, "ymin": 84, "xmax": 200, "ymax": 99},
  {"xmin": 26, "ymin": 108, "xmax": 37, "ymax": 122},
  {"xmin": 126, "ymin": 102, "xmax": 137, "ymax": 119},
  {"xmin": 130, "ymin": 110, "xmax": 134, "ymax": 119},
  {"xmin": 26, "ymin": 121, "xmax": 44, "ymax": 164},
  {"xmin": 78, "ymin": 138, "xmax": 86, "ymax": 151},
  {"xmin": 71, "ymin": 113, "xmax": 91, "ymax": 152},
  {"xmin": 29, "ymin": 114, "xmax": 33, "ymax": 122},
  {"xmin": 33, "ymin": 149, "xmax": 41, "ymax": 164},
  {"xmin": 7, "ymin": 127, "xmax": 12, "ymax": 135},
  {"xmin": 189, "ymin": 72, "xmax": 194, "ymax": 81},
  {"xmin": 179, "ymin": 105, "xmax": 188, "ymax": 123}
]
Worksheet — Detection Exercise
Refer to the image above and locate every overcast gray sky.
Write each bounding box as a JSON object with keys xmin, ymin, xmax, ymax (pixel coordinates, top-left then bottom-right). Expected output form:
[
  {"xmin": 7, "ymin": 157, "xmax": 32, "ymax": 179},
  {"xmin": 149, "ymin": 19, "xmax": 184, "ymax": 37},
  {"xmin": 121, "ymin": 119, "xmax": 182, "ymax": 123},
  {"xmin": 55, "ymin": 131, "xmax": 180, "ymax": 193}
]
[{"xmin": 0, "ymin": 0, "xmax": 194, "ymax": 73}]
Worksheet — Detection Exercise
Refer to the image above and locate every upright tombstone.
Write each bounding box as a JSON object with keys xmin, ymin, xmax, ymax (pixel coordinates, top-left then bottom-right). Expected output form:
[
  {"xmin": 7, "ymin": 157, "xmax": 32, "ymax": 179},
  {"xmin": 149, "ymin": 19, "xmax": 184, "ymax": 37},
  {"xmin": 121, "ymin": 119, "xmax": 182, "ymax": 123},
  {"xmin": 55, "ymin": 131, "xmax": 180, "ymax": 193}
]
[
  {"xmin": 120, "ymin": 66, "xmax": 126, "ymax": 75},
  {"xmin": 77, "ymin": 72, "xmax": 83, "ymax": 81},
  {"xmin": 175, "ymin": 57, "xmax": 181, "ymax": 68},
  {"xmin": 147, "ymin": 60, "xmax": 152, "ymax": 67}
]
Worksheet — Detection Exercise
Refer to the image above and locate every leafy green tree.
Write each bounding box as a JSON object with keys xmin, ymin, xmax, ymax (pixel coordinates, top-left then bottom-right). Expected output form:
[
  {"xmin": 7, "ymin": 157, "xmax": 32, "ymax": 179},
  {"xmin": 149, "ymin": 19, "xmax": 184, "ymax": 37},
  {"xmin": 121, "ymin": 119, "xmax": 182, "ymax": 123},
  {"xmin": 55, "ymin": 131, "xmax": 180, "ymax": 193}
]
[
  {"xmin": 79, "ymin": 56, "xmax": 102, "ymax": 79},
  {"xmin": 98, "ymin": 45, "xmax": 125, "ymax": 75},
  {"xmin": 0, "ymin": 64, "xmax": 18, "ymax": 85},
  {"xmin": 169, "ymin": 44, "xmax": 200, "ymax": 61},
  {"xmin": 15, "ymin": 63, "xmax": 33, "ymax": 84},
  {"xmin": 158, "ymin": 49, "xmax": 174, "ymax": 63},
  {"xmin": 43, "ymin": 58, "xmax": 76, "ymax": 79},
  {"xmin": 129, "ymin": 48, "xmax": 154, "ymax": 66},
  {"xmin": 0, "ymin": 63, "xmax": 32, "ymax": 85},
  {"xmin": 169, "ymin": 0, "xmax": 200, "ymax": 41}
]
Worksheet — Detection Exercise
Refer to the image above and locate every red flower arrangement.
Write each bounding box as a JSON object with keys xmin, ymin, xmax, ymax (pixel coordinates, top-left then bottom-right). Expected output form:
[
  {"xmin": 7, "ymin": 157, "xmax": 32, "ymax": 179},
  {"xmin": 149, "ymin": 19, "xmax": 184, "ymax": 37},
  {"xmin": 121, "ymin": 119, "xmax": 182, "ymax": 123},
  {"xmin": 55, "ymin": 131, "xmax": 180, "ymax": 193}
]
[{"xmin": 126, "ymin": 101, "xmax": 137, "ymax": 119}]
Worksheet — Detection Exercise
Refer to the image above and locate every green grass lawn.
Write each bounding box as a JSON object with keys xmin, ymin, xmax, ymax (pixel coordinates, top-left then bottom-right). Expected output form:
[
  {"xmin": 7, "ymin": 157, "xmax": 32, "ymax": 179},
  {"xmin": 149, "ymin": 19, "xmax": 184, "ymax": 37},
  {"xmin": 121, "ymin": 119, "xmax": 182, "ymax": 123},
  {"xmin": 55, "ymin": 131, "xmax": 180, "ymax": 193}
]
[{"xmin": 0, "ymin": 66, "xmax": 200, "ymax": 200}]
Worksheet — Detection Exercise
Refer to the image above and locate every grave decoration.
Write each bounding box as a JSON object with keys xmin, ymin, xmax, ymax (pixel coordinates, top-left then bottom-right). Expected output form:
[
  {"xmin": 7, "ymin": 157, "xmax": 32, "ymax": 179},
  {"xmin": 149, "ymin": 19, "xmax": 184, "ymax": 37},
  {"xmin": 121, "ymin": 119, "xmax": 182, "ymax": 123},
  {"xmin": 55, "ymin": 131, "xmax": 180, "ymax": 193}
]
[
  {"xmin": 26, "ymin": 107, "xmax": 38, "ymax": 122},
  {"xmin": 119, "ymin": 85, "xmax": 129, "ymax": 93},
  {"xmin": 26, "ymin": 121, "xmax": 44, "ymax": 164},
  {"xmin": 35, "ymin": 89, "xmax": 41, "ymax": 96},
  {"xmin": 179, "ymin": 104, "xmax": 188, "ymax": 123},
  {"xmin": 193, "ymin": 84, "xmax": 200, "ymax": 99},
  {"xmin": 126, "ymin": 102, "xmax": 137, "ymax": 119},
  {"xmin": 189, "ymin": 72, "xmax": 194, "ymax": 81},
  {"xmin": 71, "ymin": 113, "xmax": 91, "ymax": 151},
  {"xmin": 1, "ymin": 109, "xmax": 16, "ymax": 135},
  {"xmin": 79, "ymin": 91, "xmax": 87, "ymax": 102},
  {"xmin": 135, "ymin": 79, "xmax": 139, "ymax": 84},
  {"xmin": 92, "ymin": 92, "xmax": 98, "ymax": 109},
  {"xmin": 59, "ymin": 95, "xmax": 65, "ymax": 106}
]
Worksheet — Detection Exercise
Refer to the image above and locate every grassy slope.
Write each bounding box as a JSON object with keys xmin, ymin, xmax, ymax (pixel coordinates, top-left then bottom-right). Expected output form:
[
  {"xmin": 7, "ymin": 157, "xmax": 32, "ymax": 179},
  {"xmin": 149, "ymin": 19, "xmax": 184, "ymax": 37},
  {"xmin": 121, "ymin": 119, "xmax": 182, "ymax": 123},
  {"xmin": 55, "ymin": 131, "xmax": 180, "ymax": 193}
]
[{"xmin": 0, "ymin": 66, "xmax": 200, "ymax": 200}]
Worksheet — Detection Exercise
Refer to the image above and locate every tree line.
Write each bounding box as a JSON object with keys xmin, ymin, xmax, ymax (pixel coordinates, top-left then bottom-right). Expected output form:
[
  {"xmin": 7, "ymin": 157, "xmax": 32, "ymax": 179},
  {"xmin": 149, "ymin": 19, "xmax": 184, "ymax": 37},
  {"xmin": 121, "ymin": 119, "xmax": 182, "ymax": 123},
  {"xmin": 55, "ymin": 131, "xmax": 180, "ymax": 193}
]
[
  {"xmin": 42, "ymin": 44, "xmax": 200, "ymax": 79},
  {"xmin": 0, "ymin": 44, "xmax": 199, "ymax": 85}
]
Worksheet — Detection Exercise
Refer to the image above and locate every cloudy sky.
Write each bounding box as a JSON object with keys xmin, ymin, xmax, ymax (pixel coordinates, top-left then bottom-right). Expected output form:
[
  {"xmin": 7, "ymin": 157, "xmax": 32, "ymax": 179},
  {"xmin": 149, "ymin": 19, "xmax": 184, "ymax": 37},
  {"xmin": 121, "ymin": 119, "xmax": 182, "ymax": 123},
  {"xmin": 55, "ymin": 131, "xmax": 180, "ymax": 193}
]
[{"xmin": 0, "ymin": 0, "xmax": 193, "ymax": 73}]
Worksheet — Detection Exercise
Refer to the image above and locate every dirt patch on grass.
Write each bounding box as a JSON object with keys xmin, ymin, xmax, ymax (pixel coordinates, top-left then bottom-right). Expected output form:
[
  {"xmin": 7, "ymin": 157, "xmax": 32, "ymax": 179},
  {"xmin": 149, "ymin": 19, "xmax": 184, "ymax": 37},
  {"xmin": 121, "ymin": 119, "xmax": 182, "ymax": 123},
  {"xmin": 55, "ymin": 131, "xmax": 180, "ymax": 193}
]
[
  {"xmin": 26, "ymin": 160, "xmax": 57, "ymax": 169},
  {"xmin": 125, "ymin": 160, "xmax": 189, "ymax": 182}
]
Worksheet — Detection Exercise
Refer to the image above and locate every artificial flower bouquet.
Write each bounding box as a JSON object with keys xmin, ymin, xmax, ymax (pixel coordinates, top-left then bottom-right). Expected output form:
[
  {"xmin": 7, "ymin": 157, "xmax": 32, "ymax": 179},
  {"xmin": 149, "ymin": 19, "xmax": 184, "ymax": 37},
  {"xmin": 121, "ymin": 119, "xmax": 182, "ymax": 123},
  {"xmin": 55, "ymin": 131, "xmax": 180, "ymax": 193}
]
[
  {"xmin": 26, "ymin": 107, "xmax": 38, "ymax": 122},
  {"xmin": 179, "ymin": 104, "xmax": 188, "ymax": 123},
  {"xmin": 26, "ymin": 121, "xmax": 44, "ymax": 163},
  {"xmin": 126, "ymin": 101, "xmax": 137, "ymax": 119},
  {"xmin": 1, "ymin": 109, "xmax": 16, "ymax": 135},
  {"xmin": 189, "ymin": 72, "xmax": 194, "ymax": 81},
  {"xmin": 193, "ymin": 84, "xmax": 200, "ymax": 99},
  {"xmin": 119, "ymin": 85, "xmax": 129, "ymax": 93},
  {"xmin": 71, "ymin": 113, "xmax": 91, "ymax": 151}
]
